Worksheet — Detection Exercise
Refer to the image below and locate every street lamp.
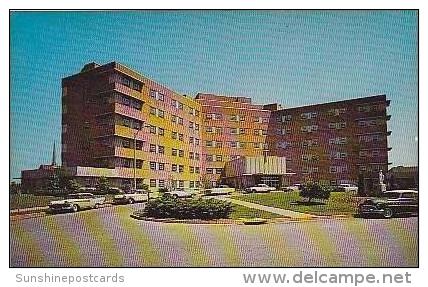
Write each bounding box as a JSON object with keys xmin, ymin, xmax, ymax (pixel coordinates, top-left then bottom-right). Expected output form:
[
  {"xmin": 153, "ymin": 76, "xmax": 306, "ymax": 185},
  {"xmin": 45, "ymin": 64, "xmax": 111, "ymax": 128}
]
[
  {"xmin": 133, "ymin": 124, "xmax": 151, "ymax": 190},
  {"xmin": 133, "ymin": 130, "xmax": 139, "ymax": 190}
]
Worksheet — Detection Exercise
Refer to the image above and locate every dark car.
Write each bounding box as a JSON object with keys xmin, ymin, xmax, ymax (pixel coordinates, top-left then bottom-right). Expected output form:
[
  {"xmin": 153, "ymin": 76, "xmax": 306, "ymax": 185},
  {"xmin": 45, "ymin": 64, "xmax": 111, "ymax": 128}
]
[{"xmin": 358, "ymin": 190, "xmax": 418, "ymax": 218}]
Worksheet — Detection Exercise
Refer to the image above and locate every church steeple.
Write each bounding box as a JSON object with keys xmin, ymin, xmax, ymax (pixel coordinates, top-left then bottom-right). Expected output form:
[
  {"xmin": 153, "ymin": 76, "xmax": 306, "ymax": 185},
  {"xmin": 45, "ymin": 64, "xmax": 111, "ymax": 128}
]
[{"xmin": 52, "ymin": 141, "xmax": 57, "ymax": 166}]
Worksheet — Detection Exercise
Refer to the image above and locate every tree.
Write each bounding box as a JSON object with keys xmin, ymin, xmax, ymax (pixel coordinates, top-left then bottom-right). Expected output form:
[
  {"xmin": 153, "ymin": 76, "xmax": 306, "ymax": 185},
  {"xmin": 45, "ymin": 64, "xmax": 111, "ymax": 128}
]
[
  {"xmin": 96, "ymin": 177, "xmax": 111, "ymax": 194},
  {"xmin": 66, "ymin": 179, "xmax": 82, "ymax": 193},
  {"xmin": 45, "ymin": 173, "xmax": 63, "ymax": 196},
  {"xmin": 10, "ymin": 181, "xmax": 22, "ymax": 194},
  {"xmin": 299, "ymin": 182, "xmax": 331, "ymax": 203}
]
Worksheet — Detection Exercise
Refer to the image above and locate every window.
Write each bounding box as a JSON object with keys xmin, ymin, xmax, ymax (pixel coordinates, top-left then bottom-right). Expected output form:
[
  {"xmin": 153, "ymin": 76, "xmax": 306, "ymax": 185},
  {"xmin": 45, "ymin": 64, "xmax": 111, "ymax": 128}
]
[
  {"xmin": 301, "ymin": 112, "xmax": 317, "ymax": 120},
  {"xmin": 179, "ymin": 150, "xmax": 184, "ymax": 157},
  {"xmin": 158, "ymin": 93, "xmax": 165, "ymax": 102},
  {"xmin": 150, "ymin": 106, "xmax": 156, "ymax": 115},
  {"xmin": 172, "ymin": 164, "xmax": 178, "ymax": 172},
  {"xmin": 179, "ymin": 165, "xmax": 184, "ymax": 173},
  {"xmin": 158, "ymin": 163, "xmax": 165, "ymax": 170},
  {"xmin": 329, "ymin": 122, "xmax": 347, "ymax": 129},
  {"xmin": 178, "ymin": 117, "xmax": 183, "ymax": 125},
  {"xmin": 189, "ymin": 137, "xmax": 194, "ymax": 144},
  {"xmin": 189, "ymin": 181, "xmax": 195, "ymax": 188},
  {"xmin": 215, "ymin": 155, "xmax": 223, "ymax": 162},
  {"xmin": 158, "ymin": 109, "xmax": 165, "ymax": 118},
  {"xmin": 179, "ymin": 180, "xmax": 184, "ymax": 188},
  {"xmin": 216, "ymin": 168, "xmax": 223, "ymax": 174},
  {"xmin": 171, "ymin": 131, "xmax": 178, "ymax": 139},
  {"xmin": 149, "ymin": 144, "xmax": 156, "ymax": 153},
  {"xmin": 329, "ymin": 166, "xmax": 348, "ymax": 173},
  {"xmin": 195, "ymin": 153, "xmax": 200, "ymax": 161},
  {"xmin": 150, "ymin": 90, "xmax": 157, "ymax": 99},
  {"xmin": 171, "ymin": 115, "xmax": 177, "ymax": 124},
  {"xmin": 207, "ymin": 168, "xmax": 213, "ymax": 174},
  {"xmin": 150, "ymin": 179, "xmax": 157, "ymax": 187},
  {"xmin": 136, "ymin": 160, "xmax": 143, "ymax": 169},
  {"xmin": 149, "ymin": 125, "xmax": 156, "ymax": 134},
  {"xmin": 278, "ymin": 114, "xmax": 292, "ymax": 122},
  {"xmin": 172, "ymin": 149, "xmax": 178, "ymax": 156},
  {"xmin": 206, "ymin": 155, "xmax": 214, "ymax": 162},
  {"xmin": 195, "ymin": 124, "xmax": 199, "ymax": 131},
  {"xmin": 158, "ymin": 180, "xmax": 165, "ymax": 187},
  {"xmin": 122, "ymin": 139, "xmax": 131, "ymax": 148},
  {"xmin": 189, "ymin": 152, "xmax": 194, "ymax": 159},
  {"xmin": 328, "ymin": 108, "xmax": 347, "ymax": 116},
  {"xmin": 136, "ymin": 141, "xmax": 143, "ymax": 150},
  {"xmin": 301, "ymin": 125, "xmax": 318, "ymax": 133},
  {"xmin": 329, "ymin": 137, "xmax": 347, "ymax": 145},
  {"xmin": 158, "ymin": 146, "xmax": 165, "ymax": 154},
  {"xmin": 178, "ymin": 133, "xmax": 184, "ymax": 141},
  {"xmin": 189, "ymin": 121, "xmax": 194, "ymax": 129},
  {"xmin": 206, "ymin": 141, "xmax": 214, "ymax": 147},
  {"xmin": 190, "ymin": 166, "xmax": 195, "ymax": 173},
  {"xmin": 150, "ymin": 161, "xmax": 156, "ymax": 170},
  {"xmin": 195, "ymin": 167, "xmax": 200, "ymax": 174},
  {"xmin": 158, "ymin": 128, "xmax": 164, "ymax": 136}
]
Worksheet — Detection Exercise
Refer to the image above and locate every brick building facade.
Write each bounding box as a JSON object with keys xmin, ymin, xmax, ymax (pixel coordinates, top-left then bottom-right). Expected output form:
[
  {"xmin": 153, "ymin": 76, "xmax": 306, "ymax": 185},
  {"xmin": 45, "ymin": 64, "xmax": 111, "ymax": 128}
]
[{"xmin": 22, "ymin": 61, "xmax": 391, "ymax": 192}]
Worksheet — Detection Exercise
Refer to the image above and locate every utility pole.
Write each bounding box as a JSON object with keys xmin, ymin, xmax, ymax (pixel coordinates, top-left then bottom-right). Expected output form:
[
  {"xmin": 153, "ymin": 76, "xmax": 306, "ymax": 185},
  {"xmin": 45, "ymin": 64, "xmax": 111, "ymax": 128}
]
[{"xmin": 133, "ymin": 130, "xmax": 139, "ymax": 190}]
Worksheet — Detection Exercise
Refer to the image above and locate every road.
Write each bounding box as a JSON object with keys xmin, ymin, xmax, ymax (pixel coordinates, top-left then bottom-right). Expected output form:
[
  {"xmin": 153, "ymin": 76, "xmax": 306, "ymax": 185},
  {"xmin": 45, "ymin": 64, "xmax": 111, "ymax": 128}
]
[{"xmin": 10, "ymin": 203, "xmax": 418, "ymax": 267}]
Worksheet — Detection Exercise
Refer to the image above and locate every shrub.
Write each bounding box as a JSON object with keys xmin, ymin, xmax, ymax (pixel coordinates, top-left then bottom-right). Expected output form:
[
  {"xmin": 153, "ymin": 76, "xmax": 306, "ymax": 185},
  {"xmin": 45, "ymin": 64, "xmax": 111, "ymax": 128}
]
[
  {"xmin": 95, "ymin": 177, "xmax": 111, "ymax": 194},
  {"xmin": 299, "ymin": 182, "xmax": 331, "ymax": 203},
  {"xmin": 142, "ymin": 196, "xmax": 234, "ymax": 220}
]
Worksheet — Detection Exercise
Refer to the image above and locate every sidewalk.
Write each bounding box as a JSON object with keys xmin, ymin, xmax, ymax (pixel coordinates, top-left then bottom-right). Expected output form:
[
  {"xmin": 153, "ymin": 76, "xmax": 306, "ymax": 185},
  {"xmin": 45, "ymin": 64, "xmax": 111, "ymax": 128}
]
[{"xmin": 222, "ymin": 197, "xmax": 317, "ymax": 219}]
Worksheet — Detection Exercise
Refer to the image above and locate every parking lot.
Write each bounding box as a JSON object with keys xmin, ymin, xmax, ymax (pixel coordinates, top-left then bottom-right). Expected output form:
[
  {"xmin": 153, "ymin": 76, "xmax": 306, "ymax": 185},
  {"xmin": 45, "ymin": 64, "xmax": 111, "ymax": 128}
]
[{"xmin": 10, "ymin": 203, "xmax": 418, "ymax": 267}]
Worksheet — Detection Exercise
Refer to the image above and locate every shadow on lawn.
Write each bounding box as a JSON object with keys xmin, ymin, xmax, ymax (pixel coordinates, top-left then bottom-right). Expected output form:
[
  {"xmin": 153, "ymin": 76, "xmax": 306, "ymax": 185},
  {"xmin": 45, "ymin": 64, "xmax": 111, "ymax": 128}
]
[{"xmin": 290, "ymin": 200, "xmax": 326, "ymax": 206}]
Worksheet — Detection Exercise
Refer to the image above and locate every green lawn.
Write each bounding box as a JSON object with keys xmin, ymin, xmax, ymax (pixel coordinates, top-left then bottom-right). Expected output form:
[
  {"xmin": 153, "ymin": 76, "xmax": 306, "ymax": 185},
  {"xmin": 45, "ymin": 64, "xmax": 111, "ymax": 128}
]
[
  {"xmin": 232, "ymin": 191, "xmax": 363, "ymax": 216},
  {"xmin": 229, "ymin": 203, "xmax": 283, "ymax": 219},
  {"xmin": 10, "ymin": 194, "xmax": 62, "ymax": 210}
]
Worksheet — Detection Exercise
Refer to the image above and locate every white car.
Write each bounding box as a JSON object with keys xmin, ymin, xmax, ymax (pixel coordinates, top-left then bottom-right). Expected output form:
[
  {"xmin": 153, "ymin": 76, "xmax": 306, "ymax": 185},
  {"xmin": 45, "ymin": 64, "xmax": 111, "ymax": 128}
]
[
  {"xmin": 165, "ymin": 189, "xmax": 194, "ymax": 198},
  {"xmin": 113, "ymin": 189, "xmax": 148, "ymax": 204},
  {"xmin": 337, "ymin": 184, "xmax": 358, "ymax": 192},
  {"xmin": 203, "ymin": 185, "xmax": 235, "ymax": 196},
  {"xmin": 48, "ymin": 193, "xmax": 105, "ymax": 213},
  {"xmin": 245, "ymin": 184, "xmax": 276, "ymax": 193}
]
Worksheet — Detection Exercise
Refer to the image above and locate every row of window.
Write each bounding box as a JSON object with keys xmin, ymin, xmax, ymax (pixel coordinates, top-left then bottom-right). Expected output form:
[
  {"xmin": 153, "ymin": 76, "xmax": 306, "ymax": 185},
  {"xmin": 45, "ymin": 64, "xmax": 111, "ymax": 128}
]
[
  {"xmin": 150, "ymin": 89, "xmax": 200, "ymax": 117},
  {"xmin": 114, "ymin": 92, "xmax": 143, "ymax": 110},
  {"xmin": 276, "ymin": 104, "xmax": 386, "ymax": 123},
  {"xmin": 205, "ymin": 127, "xmax": 268, "ymax": 136},
  {"xmin": 205, "ymin": 114, "xmax": 269, "ymax": 123},
  {"xmin": 110, "ymin": 73, "xmax": 143, "ymax": 92},
  {"xmin": 149, "ymin": 179, "xmax": 202, "ymax": 188},
  {"xmin": 275, "ymin": 137, "xmax": 347, "ymax": 150},
  {"xmin": 206, "ymin": 168, "xmax": 224, "ymax": 175},
  {"xmin": 300, "ymin": 164, "xmax": 386, "ymax": 174}
]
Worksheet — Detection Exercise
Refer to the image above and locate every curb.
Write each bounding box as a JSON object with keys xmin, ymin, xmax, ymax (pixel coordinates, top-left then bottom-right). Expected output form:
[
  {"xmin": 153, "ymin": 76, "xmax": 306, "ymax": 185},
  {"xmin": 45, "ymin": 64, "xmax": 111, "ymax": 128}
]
[{"xmin": 10, "ymin": 206, "xmax": 48, "ymax": 216}]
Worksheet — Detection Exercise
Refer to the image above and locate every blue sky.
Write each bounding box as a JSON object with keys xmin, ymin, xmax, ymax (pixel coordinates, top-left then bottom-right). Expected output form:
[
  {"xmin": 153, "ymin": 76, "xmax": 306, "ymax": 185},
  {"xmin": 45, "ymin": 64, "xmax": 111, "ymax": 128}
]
[{"xmin": 10, "ymin": 10, "xmax": 418, "ymax": 180}]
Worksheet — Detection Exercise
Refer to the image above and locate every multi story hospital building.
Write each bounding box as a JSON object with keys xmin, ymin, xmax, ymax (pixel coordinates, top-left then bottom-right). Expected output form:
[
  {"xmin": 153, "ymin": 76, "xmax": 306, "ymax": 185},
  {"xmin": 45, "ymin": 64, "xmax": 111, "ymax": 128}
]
[{"xmin": 22, "ymin": 61, "xmax": 391, "ymax": 191}]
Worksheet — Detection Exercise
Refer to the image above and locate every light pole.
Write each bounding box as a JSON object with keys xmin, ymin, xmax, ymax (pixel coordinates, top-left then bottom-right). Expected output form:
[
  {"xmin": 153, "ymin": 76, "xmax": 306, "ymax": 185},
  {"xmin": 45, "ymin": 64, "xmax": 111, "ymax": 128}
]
[{"xmin": 133, "ymin": 129, "xmax": 141, "ymax": 190}]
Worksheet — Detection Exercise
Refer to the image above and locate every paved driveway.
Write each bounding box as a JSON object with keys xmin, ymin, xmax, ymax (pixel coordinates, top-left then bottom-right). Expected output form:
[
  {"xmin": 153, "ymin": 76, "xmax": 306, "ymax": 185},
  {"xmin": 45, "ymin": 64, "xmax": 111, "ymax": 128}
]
[{"xmin": 10, "ymin": 204, "xmax": 418, "ymax": 267}]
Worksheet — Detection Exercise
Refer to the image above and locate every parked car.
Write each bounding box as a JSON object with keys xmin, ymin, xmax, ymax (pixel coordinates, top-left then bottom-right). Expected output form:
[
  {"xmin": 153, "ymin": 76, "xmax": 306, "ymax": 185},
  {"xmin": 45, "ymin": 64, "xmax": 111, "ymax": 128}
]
[
  {"xmin": 113, "ymin": 189, "xmax": 148, "ymax": 204},
  {"xmin": 244, "ymin": 184, "xmax": 276, "ymax": 193},
  {"xmin": 336, "ymin": 183, "xmax": 358, "ymax": 192},
  {"xmin": 48, "ymin": 193, "xmax": 105, "ymax": 213},
  {"xmin": 203, "ymin": 185, "xmax": 235, "ymax": 196},
  {"xmin": 281, "ymin": 184, "xmax": 301, "ymax": 192},
  {"xmin": 164, "ymin": 189, "xmax": 194, "ymax": 198},
  {"xmin": 358, "ymin": 190, "xmax": 418, "ymax": 218}
]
